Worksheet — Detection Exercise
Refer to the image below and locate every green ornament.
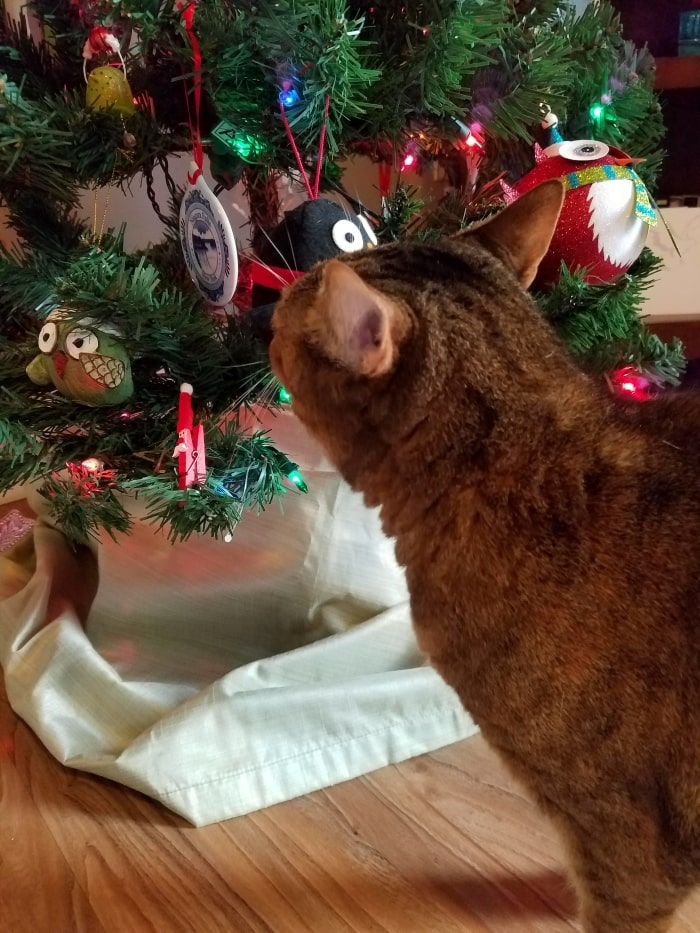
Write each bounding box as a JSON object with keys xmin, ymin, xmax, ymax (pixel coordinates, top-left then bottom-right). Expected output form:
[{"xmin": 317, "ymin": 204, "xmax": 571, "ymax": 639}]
[
  {"xmin": 86, "ymin": 65, "xmax": 136, "ymax": 115},
  {"xmin": 26, "ymin": 310, "xmax": 134, "ymax": 407}
]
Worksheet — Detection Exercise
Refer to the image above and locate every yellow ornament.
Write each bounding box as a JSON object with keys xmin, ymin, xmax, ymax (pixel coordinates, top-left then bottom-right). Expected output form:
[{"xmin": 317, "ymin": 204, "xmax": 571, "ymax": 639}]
[{"xmin": 86, "ymin": 66, "xmax": 135, "ymax": 115}]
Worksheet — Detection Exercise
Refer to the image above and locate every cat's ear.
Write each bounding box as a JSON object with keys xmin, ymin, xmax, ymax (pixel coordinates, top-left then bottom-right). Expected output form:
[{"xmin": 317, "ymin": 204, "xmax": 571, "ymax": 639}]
[
  {"xmin": 470, "ymin": 179, "xmax": 565, "ymax": 288},
  {"xmin": 316, "ymin": 259, "xmax": 404, "ymax": 377}
]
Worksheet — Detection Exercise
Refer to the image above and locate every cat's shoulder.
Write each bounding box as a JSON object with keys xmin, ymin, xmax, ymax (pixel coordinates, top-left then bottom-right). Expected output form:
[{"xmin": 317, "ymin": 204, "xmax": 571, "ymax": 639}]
[
  {"xmin": 624, "ymin": 388, "xmax": 700, "ymax": 424},
  {"xmin": 616, "ymin": 388, "xmax": 700, "ymax": 458}
]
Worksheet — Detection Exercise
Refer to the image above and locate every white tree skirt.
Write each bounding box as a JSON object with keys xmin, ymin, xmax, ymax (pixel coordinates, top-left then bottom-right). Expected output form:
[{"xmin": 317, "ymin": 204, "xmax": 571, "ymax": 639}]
[{"xmin": 0, "ymin": 411, "xmax": 474, "ymax": 825}]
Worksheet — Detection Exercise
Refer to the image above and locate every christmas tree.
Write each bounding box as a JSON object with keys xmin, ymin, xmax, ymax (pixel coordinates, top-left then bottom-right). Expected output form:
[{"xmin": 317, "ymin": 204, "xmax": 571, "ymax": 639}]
[{"xmin": 0, "ymin": 0, "xmax": 684, "ymax": 543}]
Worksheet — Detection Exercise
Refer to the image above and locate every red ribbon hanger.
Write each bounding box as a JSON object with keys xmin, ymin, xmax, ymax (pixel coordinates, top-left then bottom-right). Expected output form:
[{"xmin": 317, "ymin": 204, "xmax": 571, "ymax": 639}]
[
  {"xmin": 176, "ymin": 0, "xmax": 204, "ymax": 182},
  {"xmin": 278, "ymin": 92, "xmax": 331, "ymax": 201}
]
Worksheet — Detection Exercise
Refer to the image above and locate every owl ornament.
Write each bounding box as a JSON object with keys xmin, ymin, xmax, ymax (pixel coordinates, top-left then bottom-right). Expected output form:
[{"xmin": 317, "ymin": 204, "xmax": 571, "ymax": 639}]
[
  {"xmin": 26, "ymin": 310, "xmax": 134, "ymax": 407},
  {"xmin": 247, "ymin": 198, "xmax": 378, "ymax": 339},
  {"xmin": 502, "ymin": 114, "xmax": 657, "ymax": 288}
]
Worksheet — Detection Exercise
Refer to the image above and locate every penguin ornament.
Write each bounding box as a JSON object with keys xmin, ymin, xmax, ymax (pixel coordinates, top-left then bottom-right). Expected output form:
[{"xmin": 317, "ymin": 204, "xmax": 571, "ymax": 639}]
[
  {"xmin": 247, "ymin": 198, "xmax": 378, "ymax": 340},
  {"xmin": 26, "ymin": 309, "xmax": 134, "ymax": 407}
]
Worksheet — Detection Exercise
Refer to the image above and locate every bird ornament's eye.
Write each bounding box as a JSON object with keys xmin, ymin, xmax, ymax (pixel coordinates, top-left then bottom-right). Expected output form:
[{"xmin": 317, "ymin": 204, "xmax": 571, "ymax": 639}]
[
  {"xmin": 332, "ymin": 219, "xmax": 366, "ymax": 252},
  {"xmin": 37, "ymin": 321, "xmax": 58, "ymax": 354},
  {"xmin": 558, "ymin": 140, "xmax": 610, "ymax": 161},
  {"xmin": 65, "ymin": 327, "xmax": 100, "ymax": 360},
  {"xmin": 331, "ymin": 213, "xmax": 378, "ymax": 252}
]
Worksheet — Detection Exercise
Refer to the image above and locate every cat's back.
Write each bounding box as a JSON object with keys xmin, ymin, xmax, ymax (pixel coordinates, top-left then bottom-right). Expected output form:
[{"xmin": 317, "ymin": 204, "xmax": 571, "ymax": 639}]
[
  {"xmin": 612, "ymin": 388, "xmax": 700, "ymax": 533},
  {"xmin": 405, "ymin": 382, "xmax": 700, "ymax": 707},
  {"xmin": 405, "ymin": 384, "xmax": 700, "ymax": 836}
]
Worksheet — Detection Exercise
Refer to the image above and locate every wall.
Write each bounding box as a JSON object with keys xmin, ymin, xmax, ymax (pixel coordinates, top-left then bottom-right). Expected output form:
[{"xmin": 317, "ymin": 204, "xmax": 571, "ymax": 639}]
[{"xmin": 644, "ymin": 210, "xmax": 700, "ymax": 321}]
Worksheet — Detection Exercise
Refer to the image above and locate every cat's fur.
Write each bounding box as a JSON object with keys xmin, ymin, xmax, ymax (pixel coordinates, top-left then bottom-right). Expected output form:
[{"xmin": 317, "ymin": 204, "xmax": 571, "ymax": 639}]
[{"xmin": 269, "ymin": 179, "xmax": 700, "ymax": 933}]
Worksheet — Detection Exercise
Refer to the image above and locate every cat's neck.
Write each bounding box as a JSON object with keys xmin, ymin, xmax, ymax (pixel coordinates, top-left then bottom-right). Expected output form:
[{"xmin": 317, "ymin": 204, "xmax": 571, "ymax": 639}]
[{"xmin": 337, "ymin": 370, "xmax": 609, "ymax": 550}]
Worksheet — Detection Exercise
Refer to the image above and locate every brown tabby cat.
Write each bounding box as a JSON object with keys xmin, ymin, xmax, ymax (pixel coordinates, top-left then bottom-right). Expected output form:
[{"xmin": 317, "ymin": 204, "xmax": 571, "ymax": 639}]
[{"xmin": 269, "ymin": 179, "xmax": 700, "ymax": 933}]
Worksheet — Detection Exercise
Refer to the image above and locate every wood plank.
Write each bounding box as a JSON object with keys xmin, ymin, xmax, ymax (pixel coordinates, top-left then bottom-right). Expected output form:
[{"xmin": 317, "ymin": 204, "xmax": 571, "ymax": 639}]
[{"xmin": 0, "ymin": 679, "xmax": 105, "ymax": 932}]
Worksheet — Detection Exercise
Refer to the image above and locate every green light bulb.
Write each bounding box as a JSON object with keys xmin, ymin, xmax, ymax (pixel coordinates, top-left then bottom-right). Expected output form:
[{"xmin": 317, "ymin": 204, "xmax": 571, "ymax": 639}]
[
  {"xmin": 277, "ymin": 453, "xmax": 308, "ymax": 493},
  {"xmin": 278, "ymin": 385, "xmax": 292, "ymax": 405},
  {"xmin": 589, "ymin": 103, "xmax": 604, "ymax": 122},
  {"xmin": 211, "ymin": 120, "xmax": 265, "ymax": 163},
  {"xmin": 287, "ymin": 469, "xmax": 308, "ymax": 494},
  {"xmin": 233, "ymin": 134, "xmax": 254, "ymax": 159}
]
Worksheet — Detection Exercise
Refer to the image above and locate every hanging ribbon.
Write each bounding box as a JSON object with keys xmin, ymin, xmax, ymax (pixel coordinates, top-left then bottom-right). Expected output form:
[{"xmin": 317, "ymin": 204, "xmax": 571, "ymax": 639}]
[
  {"xmin": 176, "ymin": 0, "xmax": 204, "ymax": 182},
  {"xmin": 278, "ymin": 94, "xmax": 331, "ymax": 201},
  {"xmin": 377, "ymin": 161, "xmax": 392, "ymax": 200},
  {"xmin": 248, "ymin": 261, "xmax": 304, "ymax": 291}
]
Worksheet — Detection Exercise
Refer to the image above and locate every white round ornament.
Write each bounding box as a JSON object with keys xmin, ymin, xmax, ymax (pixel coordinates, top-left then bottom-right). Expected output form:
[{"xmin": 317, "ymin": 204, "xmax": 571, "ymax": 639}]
[{"xmin": 179, "ymin": 162, "xmax": 238, "ymax": 305}]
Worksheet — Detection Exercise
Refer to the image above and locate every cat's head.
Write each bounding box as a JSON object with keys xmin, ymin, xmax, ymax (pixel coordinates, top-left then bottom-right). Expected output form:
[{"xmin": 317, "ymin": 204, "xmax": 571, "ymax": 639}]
[{"xmin": 270, "ymin": 180, "xmax": 567, "ymax": 479}]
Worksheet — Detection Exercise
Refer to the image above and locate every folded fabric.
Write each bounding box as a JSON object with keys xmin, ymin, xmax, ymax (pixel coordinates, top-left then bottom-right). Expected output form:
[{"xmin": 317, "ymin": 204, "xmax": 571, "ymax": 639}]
[{"xmin": 0, "ymin": 410, "xmax": 474, "ymax": 825}]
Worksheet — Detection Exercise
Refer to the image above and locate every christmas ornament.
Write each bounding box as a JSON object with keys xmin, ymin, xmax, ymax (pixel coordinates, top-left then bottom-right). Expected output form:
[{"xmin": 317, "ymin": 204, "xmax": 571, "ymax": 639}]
[
  {"xmin": 26, "ymin": 310, "xmax": 134, "ymax": 407},
  {"xmin": 172, "ymin": 383, "xmax": 207, "ymax": 489},
  {"xmin": 540, "ymin": 106, "xmax": 563, "ymax": 144},
  {"xmin": 501, "ymin": 110, "xmax": 656, "ymax": 287},
  {"xmin": 247, "ymin": 91, "xmax": 377, "ymax": 338},
  {"xmin": 84, "ymin": 27, "xmax": 119, "ymax": 57},
  {"xmin": 83, "ymin": 28, "xmax": 135, "ymax": 116},
  {"xmin": 179, "ymin": 162, "xmax": 238, "ymax": 305},
  {"xmin": 85, "ymin": 65, "xmax": 136, "ymax": 115},
  {"xmin": 248, "ymin": 198, "xmax": 377, "ymax": 338},
  {"xmin": 64, "ymin": 459, "xmax": 117, "ymax": 497},
  {"xmin": 175, "ymin": 1, "xmax": 238, "ymax": 307}
]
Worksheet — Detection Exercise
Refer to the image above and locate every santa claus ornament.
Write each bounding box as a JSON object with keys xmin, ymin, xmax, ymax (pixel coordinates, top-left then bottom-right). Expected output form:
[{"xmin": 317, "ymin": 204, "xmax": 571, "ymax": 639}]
[{"xmin": 502, "ymin": 111, "xmax": 657, "ymax": 287}]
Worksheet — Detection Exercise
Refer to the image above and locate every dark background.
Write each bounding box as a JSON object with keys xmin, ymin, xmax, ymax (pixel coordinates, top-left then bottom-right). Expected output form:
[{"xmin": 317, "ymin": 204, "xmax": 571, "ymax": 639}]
[
  {"xmin": 612, "ymin": 0, "xmax": 700, "ymax": 199},
  {"xmin": 613, "ymin": 0, "xmax": 691, "ymax": 57}
]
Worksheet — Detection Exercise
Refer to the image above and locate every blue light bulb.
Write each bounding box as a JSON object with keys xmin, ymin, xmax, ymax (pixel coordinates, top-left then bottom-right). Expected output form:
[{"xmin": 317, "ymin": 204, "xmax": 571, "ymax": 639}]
[{"xmin": 278, "ymin": 86, "xmax": 300, "ymax": 108}]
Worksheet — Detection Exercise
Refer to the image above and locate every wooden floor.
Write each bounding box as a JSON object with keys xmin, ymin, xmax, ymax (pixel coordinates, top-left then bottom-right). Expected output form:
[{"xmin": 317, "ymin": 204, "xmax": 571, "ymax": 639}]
[
  {"xmin": 1, "ymin": 670, "xmax": 700, "ymax": 933},
  {"xmin": 1, "ymin": 502, "xmax": 700, "ymax": 931}
]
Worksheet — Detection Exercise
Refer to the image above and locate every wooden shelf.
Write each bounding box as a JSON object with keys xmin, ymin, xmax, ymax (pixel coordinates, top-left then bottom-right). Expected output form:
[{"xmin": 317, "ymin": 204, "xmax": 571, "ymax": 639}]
[
  {"xmin": 649, "ymin": 320, "xmax": 700, "ymax": 359},
  {"xmin": 654, "ymin": 56, "xmax": 700, "ymax": 90}
]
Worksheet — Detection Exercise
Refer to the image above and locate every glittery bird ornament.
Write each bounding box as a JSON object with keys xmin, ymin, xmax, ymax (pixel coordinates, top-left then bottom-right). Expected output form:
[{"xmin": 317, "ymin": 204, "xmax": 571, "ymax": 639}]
[
  {"xmin": 26, "ymin": 310, "xmax": 134, "ymax": 407},
  {"xmin": 501, "ymin": 111, "xmax": 656, "ymax": 287}
]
